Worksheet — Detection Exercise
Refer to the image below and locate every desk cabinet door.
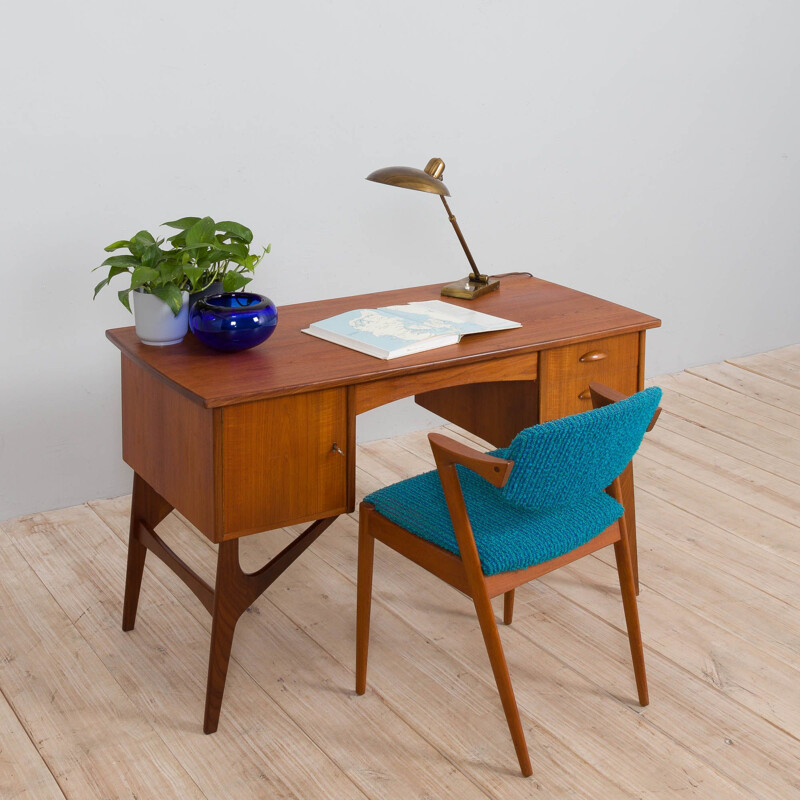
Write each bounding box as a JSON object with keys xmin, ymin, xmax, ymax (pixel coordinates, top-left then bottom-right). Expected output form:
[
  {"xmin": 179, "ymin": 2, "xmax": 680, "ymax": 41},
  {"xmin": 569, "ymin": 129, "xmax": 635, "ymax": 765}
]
[{"xmin": 220, "ymin": 388, "xmax": 349, "ymax": 538}]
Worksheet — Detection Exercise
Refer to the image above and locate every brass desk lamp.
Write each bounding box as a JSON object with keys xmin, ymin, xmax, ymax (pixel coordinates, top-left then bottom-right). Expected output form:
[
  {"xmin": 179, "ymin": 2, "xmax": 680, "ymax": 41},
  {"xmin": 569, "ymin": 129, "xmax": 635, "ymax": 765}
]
[{"xmin": 366, "ymin": 158, "xmax": 500, "ymax": 299}]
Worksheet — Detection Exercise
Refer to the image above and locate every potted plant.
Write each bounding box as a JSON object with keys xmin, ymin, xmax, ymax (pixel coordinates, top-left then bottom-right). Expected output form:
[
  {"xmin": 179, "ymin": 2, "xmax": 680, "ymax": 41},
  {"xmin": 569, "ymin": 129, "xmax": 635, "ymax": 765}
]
[
  {"xmin": 92, "ymin": 229, "xmax": 193, "ymax": 346},
  {"xmin": 93, "ymin": 217, "xmax": 270, "ymax": 346},
  {"xmin": 162, "ymin": 216, "xmax": 271, "ymax": 307}
]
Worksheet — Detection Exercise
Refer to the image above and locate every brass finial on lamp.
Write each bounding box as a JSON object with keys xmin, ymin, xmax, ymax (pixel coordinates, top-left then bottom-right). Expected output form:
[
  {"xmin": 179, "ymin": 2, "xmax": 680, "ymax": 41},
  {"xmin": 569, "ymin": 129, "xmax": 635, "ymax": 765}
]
[{"xmin": 366, "ymin": 158, "xmax": 500, "ymax": 300}]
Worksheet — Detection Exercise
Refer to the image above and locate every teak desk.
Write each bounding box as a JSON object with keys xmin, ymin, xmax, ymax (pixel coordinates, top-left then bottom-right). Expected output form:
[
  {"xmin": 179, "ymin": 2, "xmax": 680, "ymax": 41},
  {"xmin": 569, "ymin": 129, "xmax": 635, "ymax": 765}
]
[{"xmin": 107, "ymin": 275, "xmax": 660, "ymax": 733}]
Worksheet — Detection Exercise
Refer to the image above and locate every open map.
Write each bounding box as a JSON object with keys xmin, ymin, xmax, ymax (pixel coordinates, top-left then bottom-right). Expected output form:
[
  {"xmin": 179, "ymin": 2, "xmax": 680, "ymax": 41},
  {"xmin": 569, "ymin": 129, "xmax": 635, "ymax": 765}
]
[{"xmin": 303, "ymin": 300, "xmax": 521, "ymax": 359}]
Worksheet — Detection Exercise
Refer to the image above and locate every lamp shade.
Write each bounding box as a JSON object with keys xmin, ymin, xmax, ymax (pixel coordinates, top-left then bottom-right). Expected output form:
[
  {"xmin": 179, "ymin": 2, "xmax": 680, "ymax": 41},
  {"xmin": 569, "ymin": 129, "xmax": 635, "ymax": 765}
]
[
  {"xmin": 365, "ymin": 156, "xmax": 499, "ymax": 298},
  {"xmin": 365, "ymin": 166, "xmax": 450, "ymax": 196}
]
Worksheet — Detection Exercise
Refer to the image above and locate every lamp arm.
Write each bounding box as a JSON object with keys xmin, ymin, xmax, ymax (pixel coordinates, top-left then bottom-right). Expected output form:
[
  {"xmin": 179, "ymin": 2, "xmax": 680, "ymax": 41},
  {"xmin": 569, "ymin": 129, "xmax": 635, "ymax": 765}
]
[{"xmin": 439, "ymin": 195, "xmax": 485, "ymax": 283}]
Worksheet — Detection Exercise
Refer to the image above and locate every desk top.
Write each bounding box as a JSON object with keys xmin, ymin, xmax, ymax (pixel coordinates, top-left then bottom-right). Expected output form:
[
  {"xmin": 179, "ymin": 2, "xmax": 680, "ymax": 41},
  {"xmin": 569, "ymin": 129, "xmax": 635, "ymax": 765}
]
[{"xmin": 107, "ymin": 275, "xmax": 660, "ymax": 409}]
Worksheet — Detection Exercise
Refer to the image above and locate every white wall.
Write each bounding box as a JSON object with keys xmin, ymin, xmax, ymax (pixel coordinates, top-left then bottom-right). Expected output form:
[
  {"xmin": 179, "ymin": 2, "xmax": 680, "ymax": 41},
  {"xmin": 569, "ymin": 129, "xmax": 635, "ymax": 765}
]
[{"xmin": 1, "ymin": 1, "xmax": 798, "ymax": 520}]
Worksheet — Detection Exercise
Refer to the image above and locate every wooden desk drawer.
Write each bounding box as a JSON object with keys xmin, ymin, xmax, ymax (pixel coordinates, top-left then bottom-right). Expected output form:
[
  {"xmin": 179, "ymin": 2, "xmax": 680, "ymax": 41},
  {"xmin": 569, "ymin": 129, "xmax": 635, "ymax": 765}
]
[
  {"xmin": 539, "ymin": 333, "xmax": 640, "ymax": 421},
  {"xmin": 541, "ymin": 333, "xmax": 639, "ymax": 383},
  {"xmin": 539, "ymin": 368, "xmax": 639, "ymax": 421},
  {"xmin": 221, "ymin": 388, "xmax": 349, "ymax": 538}
]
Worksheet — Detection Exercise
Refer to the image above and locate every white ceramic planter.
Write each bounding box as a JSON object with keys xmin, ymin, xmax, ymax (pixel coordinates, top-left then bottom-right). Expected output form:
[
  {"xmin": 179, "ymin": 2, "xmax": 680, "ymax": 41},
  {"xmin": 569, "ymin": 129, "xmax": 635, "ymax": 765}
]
[{"xmin": 133, "ymin": 289, "xmax": 190, "ymax": 346}]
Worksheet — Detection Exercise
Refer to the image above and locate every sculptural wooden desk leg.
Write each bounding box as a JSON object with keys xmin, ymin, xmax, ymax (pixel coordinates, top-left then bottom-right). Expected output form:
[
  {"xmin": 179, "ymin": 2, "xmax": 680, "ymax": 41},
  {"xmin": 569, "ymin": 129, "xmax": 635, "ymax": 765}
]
[{"xmin": 122, "ymin": 473, "xmax": 337, "ymax": 733}]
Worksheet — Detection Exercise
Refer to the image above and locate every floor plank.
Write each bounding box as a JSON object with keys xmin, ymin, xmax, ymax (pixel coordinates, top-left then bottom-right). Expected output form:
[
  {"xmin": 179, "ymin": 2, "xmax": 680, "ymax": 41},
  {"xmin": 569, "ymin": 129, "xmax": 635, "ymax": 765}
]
[
  {"xmin": 0, "ymin": 686, "xmax": 66, "ymax": 800},
  {"xmin": 642, "ymin": 425, "xmax": 800, "ymax": 525},
  {"xmin": 653, "ymin": 386, "xmax": 800, "ymax": 468},
  {"xmin": 655, "ymin": 411, "xmax": 800, "ymax": 487},
  {"xmin": 508, "ymin": 582, "xmax": 800, "ymax": 800},
  {"xmin": 728, "ymin": 353, "xmax": 800, "ymax": 389},
  {"xmin": 539, "ymin": 552, "xmax": 800, "ymax": 743},
  {"xmin": 634, "ymin": 455, "xmax": 800, "ymax": 569},
  {"xmin": 654, "ymin": 371, "xmax": 800, "ymax": 433},
  {"xmin": 635, "ymin": 488, "xmax": 800, "ymax": 612},
  {"xmin": 686, "ymin": 362, "xmax": 800, "ymax": 414},
  {"xmin": 0, "ymin": 524, "xmax": 207, "ymax": 800},
  {"xmin": 4, "ymin": 506, "xmax": 368, "ymax": 800},
  {"xmin": 764, "ymin": 343, "xmax": 800, "ymax": 366}
]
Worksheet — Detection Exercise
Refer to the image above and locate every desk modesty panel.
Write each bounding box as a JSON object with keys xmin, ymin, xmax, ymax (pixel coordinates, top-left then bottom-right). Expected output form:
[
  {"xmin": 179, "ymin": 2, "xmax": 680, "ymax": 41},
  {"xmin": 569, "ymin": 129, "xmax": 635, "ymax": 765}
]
[{"xmin": 108, "ymin": 276, "xmax": 660, "ymax": 542}]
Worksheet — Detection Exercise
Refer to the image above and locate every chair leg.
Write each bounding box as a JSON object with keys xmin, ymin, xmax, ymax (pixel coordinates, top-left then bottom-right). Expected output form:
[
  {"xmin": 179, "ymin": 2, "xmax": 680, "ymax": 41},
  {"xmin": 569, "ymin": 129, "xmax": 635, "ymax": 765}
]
[
  {"xmin": 503, "ymin": 589, "xmax": 515, "ymax": 625},
  {"xmin": 618, "ymin": 462, "xmax": 640, "ymax": 594},
  {"xmin": 355, "ymin": 511, "xmax": 375, "ymax": 696},
  {"xmin": 472, "ymin": 587, "xmax": 532, "ymax": 777},
  {"xmin": 614, "ymin": 534, "xmax": 649, "ymax": 706}
]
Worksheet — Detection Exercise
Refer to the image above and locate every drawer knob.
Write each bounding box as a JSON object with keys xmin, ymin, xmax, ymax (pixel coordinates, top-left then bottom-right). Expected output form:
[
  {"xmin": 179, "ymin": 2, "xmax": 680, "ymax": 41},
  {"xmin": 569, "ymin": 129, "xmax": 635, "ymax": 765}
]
[
  {"xmin": 578, "ymin": 388, "xmax": 592, "ymax": 401},
  {"xmin": 579, "ymin": 350, "xmax": 607, "ymax": 363},
  {"xmin": 331, "ymin": 442, "xmax": 345, "ymax": 456}
]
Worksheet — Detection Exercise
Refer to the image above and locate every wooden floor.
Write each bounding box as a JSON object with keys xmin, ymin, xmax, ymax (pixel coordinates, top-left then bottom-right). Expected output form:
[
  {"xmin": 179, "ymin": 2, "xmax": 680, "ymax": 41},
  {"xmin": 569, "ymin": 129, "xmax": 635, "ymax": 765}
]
[{"xmin": 2, "ymin": 346, "xmax": 800, "ymax": 799}]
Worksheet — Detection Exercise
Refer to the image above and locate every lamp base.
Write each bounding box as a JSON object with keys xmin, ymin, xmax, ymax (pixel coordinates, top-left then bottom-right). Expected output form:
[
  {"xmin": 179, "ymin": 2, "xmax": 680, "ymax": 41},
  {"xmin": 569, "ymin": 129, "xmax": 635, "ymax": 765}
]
[{"xmin": 440, "ymin": 275, "xmax": 500, "ymax": 300}]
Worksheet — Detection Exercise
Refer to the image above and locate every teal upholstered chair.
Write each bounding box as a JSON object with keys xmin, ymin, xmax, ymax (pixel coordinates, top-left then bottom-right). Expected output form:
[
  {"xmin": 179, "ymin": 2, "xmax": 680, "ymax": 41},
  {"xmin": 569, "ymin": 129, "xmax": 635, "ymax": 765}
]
[{"xmin": 355, "ymin": 383, "xmax": 662, "ymax": 777}]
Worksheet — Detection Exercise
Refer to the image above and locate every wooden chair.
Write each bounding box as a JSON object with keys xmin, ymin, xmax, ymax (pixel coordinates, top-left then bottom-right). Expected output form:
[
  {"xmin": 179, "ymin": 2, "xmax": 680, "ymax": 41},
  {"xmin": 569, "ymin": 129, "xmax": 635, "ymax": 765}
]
[{"xmin": 355, "ymin": 382, "xmax": 662, "ymax": 777}]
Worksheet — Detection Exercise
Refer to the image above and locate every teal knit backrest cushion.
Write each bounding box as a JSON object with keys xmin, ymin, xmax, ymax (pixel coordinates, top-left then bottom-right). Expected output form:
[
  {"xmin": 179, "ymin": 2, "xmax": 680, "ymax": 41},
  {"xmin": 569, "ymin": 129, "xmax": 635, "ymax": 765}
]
[{"xmin": 501, "ymin": 387, "xmax": 662, "ymax": 510}]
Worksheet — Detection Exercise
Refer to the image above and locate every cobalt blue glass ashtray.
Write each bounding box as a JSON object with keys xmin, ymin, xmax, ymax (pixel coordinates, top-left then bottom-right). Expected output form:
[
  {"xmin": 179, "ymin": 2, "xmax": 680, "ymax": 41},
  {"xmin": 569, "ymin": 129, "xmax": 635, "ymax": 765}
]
[{"xmin": 189, "ymin": 292, "xmax": 278, "ymax": 352}]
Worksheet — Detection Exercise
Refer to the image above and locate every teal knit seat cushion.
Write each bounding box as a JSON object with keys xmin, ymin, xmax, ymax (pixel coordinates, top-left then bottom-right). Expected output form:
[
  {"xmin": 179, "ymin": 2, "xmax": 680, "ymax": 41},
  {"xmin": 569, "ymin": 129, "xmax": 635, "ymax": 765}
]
[
  {"xmin": 364, "ymin": 388, "xmax": 662, "ymax": 577},
  {"xmin": 365, "ymin": 466, "xmax": 624, "ymax": 576}
]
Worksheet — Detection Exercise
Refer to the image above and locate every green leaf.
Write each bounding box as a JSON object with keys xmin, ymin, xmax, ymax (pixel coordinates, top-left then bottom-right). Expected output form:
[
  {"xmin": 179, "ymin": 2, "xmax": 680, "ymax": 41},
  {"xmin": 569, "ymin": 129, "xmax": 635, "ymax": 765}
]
[
  {"xmin": 178, "ymin": 243, "xmax": 212, "ymax": 253},
  {"xmin": 216, "ymin": 220, "xmax": 253, "ymax": 244},
  {"xmin": 141, "ymin": 243, "xmax": 164, "ymax": 268},
  {"xmin": 203, "ymin": 249, "xmax": 231, "ymax": 263},
  {"xmin": 150, "ymin": 284, "xmax": 184, "ymax": 316},
  {"xmin": 133, "ymin": 230, "xmax": 156, "ymax": 245},
  {"xmin": 104, "ymin": 239, "xmax": 130, "ymax": 252},
  {"xmin": 92, "ymin": 265, "xmax": 128, "ymax": 299},
  {"xmin": 222, "ymin": 271, "xmax": 251, "ymax": 292},
  {"xmin": 98, "ymin": 254, "xmax": 140, "ymax": 270},
  {"xmin": 158, "ymin": 260, "xmax": 184, "ymax": 286},
  {"xmin": 197, "ymin": 249, "xmax": 230, "ymax": 271},
  {"xmin": 118, "ymin": 288, "xmax": 132, "ymax": 313},
  {"xmin": 265, "ymin": 243, "xmax": 271, "ymax": 253},
  {"xmin": 128, "ymin": 230, "xmax": 157, "ymax": 258},
  {"xmin": 183, "ymin": 265, "xmax": 205, "ymax": 290},
  {"xmin": 108, "ymin": 265, "xmax": 128, "ymax": 280},
  {"xmin": 130, "ymin": 266, "xmax": 159, "ymax": 290},
  {"xmin": 163, "ymin": 216, "xmax": 201, "ymax": 230},
  {"xmin": 185, "ymin": 216, "xmax": 216, "ymax": 246},
  {"xmin": 210, "ymin": 240, "xmax": 248, "ymax": 259}
]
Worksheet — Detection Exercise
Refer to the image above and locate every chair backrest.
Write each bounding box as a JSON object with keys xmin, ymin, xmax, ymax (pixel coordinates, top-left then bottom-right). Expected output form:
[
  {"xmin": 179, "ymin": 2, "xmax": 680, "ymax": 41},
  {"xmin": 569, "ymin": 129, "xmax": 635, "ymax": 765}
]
[{"xmin": 501, "ymin": 387, "xmax": 662, "ymax": 510}]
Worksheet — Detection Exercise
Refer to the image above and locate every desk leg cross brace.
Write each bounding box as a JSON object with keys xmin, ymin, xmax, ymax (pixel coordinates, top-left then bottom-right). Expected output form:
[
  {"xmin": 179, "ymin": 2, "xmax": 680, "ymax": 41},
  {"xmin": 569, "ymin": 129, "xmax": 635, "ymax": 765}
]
[{"xmin": 121, "ymin": 474, "xmax": 337, "ymax": 734}]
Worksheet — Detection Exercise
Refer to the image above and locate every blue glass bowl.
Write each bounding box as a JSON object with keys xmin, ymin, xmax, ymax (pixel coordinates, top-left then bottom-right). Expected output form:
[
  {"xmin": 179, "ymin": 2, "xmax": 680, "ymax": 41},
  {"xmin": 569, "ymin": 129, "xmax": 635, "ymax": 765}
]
[{"xmin": 189, "ymin": 292, "xmax": 278, "ymax": 352}]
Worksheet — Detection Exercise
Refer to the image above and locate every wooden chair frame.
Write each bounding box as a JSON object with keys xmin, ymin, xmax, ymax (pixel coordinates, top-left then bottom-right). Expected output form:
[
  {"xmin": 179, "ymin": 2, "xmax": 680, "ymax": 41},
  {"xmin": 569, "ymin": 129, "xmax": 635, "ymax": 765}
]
[{"xmin": 356, "ymin": 382, "xmax": 659, "ymax": 777}]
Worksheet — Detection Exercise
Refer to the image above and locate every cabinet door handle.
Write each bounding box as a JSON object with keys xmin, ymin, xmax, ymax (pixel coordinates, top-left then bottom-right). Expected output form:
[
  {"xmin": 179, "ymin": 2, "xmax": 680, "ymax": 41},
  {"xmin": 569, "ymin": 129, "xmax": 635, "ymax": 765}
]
[
  {"xmin": 578, "ymin": 388, "xmax": 592, "ymax": 401},
  {"xmin": 331, "ymin": 442, "xmax": 345, "ymax": 456},
  {"xmin": 579, "ymin": 350, "xmax": 607, "ymax": 363}
]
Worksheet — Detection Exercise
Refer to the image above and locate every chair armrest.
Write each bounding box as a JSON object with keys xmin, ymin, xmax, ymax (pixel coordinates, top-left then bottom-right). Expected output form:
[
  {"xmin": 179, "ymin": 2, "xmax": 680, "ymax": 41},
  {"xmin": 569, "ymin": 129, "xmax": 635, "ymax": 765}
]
[
  {"xmin": 428, "ymin": 432, "xmax": 514, "ymax": 488},
  {"xmin": 589, "ymin": 382, "xmax": 662, "ymax": 432}
]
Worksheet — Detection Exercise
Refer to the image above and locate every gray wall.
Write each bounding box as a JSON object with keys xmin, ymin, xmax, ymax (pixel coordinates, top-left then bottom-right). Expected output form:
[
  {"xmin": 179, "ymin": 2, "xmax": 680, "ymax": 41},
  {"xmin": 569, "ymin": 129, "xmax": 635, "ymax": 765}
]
[{"xmin": 1, "ymin": 1, "xmax": 798, "ymax": 519}]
